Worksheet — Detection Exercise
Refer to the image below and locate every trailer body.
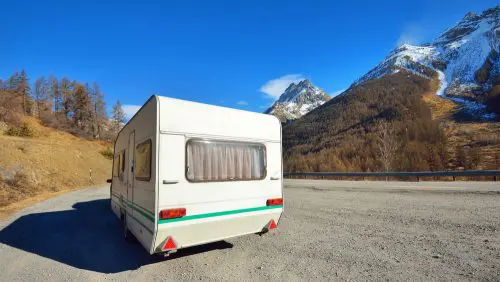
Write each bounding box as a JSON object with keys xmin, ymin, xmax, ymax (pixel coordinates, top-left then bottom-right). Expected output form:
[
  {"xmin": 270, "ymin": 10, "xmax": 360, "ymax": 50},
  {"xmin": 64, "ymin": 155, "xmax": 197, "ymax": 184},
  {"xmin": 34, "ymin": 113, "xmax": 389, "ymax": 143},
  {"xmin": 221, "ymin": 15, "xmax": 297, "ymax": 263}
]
[{"xmin": 110, "ymin": 96, "xmax": 283, "ymax": 254}]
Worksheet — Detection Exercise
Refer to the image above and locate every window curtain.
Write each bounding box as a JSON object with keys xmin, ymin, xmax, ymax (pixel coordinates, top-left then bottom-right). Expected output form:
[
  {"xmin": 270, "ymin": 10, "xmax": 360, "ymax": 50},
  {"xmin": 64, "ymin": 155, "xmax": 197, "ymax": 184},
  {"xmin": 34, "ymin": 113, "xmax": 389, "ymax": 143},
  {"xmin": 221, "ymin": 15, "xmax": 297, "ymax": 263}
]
[{"xmin": 187, "ymin": 140, "xmax": 266, "ymax": 181}]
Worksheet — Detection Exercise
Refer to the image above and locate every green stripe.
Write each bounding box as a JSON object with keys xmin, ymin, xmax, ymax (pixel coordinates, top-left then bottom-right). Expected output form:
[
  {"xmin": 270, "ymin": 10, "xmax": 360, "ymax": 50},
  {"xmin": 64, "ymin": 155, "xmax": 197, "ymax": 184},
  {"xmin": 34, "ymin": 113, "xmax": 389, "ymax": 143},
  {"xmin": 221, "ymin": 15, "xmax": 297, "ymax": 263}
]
[
  {"xmin": 112, "ymin": 199, "xmax": 154, "ymax": 234},
  {"xmin": 111, "ymin": 192, "xmax": 155, "ymax": 222},
  {"xmin": 159, "ymin": 205, "xmax": 283, "ymax": 224},
  {"xmin": 125, "ymin": 202, "xmax": 155, "ymax": 222},
  {"xmin": 126, "ymin": 211, "xmax": 154, "ymax": 234},
  {"xmin": 111, "ymin": 192, "xmax": 154, "ymax": 216}
]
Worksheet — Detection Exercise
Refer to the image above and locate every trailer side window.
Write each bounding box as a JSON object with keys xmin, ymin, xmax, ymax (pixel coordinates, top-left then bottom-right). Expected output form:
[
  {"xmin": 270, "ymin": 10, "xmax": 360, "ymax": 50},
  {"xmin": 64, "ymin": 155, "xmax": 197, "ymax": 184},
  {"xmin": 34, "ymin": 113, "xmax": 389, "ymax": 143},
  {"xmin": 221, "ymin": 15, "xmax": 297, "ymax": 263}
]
[
  {"xmin": 118, "ymin": 150, "xmax": 126, "ymax": 181},
  {"xmin": 135, "ymin": 139, "xmax": 152, "ymax": 181},
  {"xmin": 186, "ymin": 139, "xmax": 266, "ymax": 182},
  {"xmin": 113, "ymin": 154, "xmax": 119, "ymax": 177}
]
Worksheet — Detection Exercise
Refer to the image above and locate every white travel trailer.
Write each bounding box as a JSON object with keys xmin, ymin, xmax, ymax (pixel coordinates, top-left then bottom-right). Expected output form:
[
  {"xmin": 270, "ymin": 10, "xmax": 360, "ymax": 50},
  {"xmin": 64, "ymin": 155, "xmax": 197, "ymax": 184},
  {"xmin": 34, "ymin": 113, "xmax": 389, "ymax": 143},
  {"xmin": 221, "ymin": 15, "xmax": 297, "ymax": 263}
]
[{"xmin": 109, "ymin": 95, "xmax": 283, "ymax": 255}]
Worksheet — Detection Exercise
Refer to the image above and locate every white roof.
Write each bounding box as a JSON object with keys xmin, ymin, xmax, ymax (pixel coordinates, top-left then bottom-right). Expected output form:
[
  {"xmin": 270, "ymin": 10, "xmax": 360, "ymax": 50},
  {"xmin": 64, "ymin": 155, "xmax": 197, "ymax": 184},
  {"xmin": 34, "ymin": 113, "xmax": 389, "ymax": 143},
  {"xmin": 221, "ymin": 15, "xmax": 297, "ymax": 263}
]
[{"xmin": 157, "ymin": 96, "xmax": 281, "ymax": 142}]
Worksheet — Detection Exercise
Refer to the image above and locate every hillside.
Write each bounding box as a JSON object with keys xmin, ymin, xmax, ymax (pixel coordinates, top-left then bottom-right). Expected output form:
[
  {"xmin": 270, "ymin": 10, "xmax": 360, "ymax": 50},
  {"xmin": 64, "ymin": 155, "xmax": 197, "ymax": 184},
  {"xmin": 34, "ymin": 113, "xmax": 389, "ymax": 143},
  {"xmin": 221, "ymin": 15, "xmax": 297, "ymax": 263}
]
[
  {"xmin": 423, "ymin": 93, "xmax": 500, "ymax": 170},
  {"xmin": 282, "ymin": 7, "xmax": 500, "ymax": 173},
  {"xmin": 283, "ymin": 71, "xmax": 452, "ymax": 172},
  {"xmin": 265, "ymin": 80, "xmax": 331, "ymax": 122},
  {"xmin": 0, "ymin": 118, "xmax": 112, "ymax": 217}
]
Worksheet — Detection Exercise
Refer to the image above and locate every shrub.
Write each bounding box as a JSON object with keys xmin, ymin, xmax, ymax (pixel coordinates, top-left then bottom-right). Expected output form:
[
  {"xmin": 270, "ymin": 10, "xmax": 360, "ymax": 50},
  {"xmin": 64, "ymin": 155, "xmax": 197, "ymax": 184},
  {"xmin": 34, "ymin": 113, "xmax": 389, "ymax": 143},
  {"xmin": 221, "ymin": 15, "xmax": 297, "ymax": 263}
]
[
  {"xmin": 9, "ymin": 171, "xmax": 30, "ymax": 188},
  {"xmin": 5, "ymin": 122, "xmax": 37, "ymax": 137},
  {"xmin": 100, "ymin": 147, "xmax": 114, "ymax": 160}
]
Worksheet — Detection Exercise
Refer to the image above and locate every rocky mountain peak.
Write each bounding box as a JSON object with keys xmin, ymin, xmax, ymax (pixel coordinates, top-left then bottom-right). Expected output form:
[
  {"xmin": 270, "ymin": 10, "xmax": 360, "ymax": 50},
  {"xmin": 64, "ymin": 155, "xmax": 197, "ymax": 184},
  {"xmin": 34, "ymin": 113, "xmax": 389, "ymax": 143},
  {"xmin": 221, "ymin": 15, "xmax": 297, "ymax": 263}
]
[
  {"xmin": 265, "ymin": 79, "xmax": 331, "ymax": 122},
  {"xmin": 462, "ymin": 12, "xmax": 479, "ymax": 21}
]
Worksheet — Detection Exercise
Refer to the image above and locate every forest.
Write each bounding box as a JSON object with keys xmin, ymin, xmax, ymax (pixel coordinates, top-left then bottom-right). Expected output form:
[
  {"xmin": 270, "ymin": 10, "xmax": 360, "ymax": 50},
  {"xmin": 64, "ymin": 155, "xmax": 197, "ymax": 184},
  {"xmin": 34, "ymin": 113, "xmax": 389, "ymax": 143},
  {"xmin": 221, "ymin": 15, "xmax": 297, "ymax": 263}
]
[
  {"xmin": 282, "ymin": 70, "xmax": 499, "ymax": 173},
  {"xmin": 0, "ymin": 70, "xmax": 125, "ymax": 141}
]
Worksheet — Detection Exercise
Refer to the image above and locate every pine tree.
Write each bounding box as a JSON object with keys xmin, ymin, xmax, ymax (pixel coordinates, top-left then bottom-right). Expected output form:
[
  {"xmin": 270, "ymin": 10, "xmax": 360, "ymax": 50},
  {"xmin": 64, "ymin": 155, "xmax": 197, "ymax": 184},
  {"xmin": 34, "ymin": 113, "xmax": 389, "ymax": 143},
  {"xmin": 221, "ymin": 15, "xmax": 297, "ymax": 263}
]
[
  {"xmin": 6, "ymin": 72, "xmax": 20, "ymax": 90},
  {"xmin": 17, "ymin": 70, "xmax": 31, "ymax": 115}
]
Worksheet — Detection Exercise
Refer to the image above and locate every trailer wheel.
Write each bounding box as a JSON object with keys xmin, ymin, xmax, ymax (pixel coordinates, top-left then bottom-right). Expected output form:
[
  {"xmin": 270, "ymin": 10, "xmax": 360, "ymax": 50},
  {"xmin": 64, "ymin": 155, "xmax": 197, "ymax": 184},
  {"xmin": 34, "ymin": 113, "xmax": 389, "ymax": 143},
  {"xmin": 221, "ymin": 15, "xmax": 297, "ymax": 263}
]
[{"xmin": 122, "ymin": 213, "xmax": 136, "ymax": 243}]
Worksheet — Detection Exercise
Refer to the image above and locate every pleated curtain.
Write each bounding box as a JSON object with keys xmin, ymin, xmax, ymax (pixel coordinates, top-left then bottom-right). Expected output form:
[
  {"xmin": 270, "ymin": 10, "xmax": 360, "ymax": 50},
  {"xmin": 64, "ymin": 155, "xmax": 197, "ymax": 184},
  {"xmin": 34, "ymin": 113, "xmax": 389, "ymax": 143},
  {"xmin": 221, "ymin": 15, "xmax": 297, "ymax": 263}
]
[{"xmin": 187, "ymin": 140, "xmax": 265, "ymax": 181}]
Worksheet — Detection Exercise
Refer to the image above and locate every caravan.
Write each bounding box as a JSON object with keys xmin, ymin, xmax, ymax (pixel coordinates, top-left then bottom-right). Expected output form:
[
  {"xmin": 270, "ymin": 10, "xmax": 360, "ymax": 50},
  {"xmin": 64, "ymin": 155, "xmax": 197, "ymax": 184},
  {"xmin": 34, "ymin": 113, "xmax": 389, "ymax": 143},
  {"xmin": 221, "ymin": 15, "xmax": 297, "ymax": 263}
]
[{"xmin": 109, "ymin": 96, "xmax": 283, "ymax": 255}]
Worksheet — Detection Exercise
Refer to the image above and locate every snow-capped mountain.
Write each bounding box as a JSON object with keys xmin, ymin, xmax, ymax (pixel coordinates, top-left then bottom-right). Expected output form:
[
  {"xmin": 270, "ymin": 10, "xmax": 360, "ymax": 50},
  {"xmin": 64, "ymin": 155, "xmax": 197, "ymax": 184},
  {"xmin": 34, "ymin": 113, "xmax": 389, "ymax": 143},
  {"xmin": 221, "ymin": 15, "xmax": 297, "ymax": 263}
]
[
  {"xmin": 265, "ymin": 79, "xmax": 331, "ymax": 122},
  {"xmin": 355, "ymin": 6, "xmax": 499, "ymax": 117}
]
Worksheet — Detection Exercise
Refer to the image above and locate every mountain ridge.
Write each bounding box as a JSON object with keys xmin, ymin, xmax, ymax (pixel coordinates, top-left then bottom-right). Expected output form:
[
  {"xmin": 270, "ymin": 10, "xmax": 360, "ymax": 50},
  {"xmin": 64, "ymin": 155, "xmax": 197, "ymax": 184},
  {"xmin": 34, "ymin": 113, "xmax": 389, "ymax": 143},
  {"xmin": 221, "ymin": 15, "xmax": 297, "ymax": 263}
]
[{"xmin": 353, "ymin": 6, "xmax": 499, "ymax": 119}]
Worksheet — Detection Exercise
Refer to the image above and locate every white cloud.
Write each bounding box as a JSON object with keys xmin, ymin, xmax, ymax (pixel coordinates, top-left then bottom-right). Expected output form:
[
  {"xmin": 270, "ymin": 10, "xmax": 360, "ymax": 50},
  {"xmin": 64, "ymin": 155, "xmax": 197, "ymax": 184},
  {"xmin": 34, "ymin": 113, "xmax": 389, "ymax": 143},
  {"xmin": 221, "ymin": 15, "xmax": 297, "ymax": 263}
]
[
  {"xmin": 236, "ymin": 100, "xmax": 249, "ymax": 106},
  {"xmin": 330, "ymin": 89, "xmax": 346, "ymax": 97},
  {"xmin": 122, "ymin": 104, "xmax": 141, "ymax": 120},
  {"xmin": 259, "ymin": 74, "xmax": 305, "ymax": 100},
  {"xmin": 396, "ymin": 23, "xmax": 427, "ymax": 46}
]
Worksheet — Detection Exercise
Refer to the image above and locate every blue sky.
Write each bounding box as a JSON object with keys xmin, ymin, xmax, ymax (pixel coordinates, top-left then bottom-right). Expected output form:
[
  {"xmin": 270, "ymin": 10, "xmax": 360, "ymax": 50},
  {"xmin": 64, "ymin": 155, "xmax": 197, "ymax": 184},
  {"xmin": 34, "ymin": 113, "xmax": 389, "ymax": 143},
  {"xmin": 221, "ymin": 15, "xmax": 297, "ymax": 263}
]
[{"xmin": 0, "ymin": 0, "xmax": 497, "ymax": 118}]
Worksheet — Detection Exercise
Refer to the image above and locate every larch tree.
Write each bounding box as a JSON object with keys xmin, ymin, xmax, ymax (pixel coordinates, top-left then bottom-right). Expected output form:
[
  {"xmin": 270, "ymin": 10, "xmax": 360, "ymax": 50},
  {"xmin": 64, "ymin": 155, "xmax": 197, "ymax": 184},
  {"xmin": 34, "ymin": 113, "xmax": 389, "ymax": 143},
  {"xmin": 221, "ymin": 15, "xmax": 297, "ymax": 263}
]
[
  {"xmin": 48, "ymin": 76, "xmax": 61, "ymax": 114},
  {"xmin": 59, "ymin": 77, "xmax": 73, "ymax": 119},
  {"xmin": 111, "ymin": 100, "xmax": 126, "ymax": 138},
  {"xmin": 92, "ymin": 82, "xmax": 107, "ymax": 139},
  {"xmin": 72, "ymin": 83, "xmax": 93, "ymax": 134}
]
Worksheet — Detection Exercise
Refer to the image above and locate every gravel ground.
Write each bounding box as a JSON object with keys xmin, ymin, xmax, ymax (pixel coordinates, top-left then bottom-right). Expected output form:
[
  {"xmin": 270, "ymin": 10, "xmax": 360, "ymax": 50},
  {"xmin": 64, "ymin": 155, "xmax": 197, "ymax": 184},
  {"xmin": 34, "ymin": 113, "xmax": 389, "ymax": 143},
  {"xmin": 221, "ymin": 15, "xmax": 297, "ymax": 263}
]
[{"xmin": 0, "ymin": 180, "xmax": 499, "ymax": 281}]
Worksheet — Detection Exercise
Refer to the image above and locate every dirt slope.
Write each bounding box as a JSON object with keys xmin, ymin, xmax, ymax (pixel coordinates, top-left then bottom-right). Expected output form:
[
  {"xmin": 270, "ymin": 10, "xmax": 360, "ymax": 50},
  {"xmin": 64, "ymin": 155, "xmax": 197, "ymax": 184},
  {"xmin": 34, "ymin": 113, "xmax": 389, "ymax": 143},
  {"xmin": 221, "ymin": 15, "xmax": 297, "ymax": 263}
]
[
  {"xmin": 0, "ymin": 118, "xmax": 112, "ymax": 217},
  {"xmin": 423, "ymin": 93, "xmax": 500, "ymax": 170}
]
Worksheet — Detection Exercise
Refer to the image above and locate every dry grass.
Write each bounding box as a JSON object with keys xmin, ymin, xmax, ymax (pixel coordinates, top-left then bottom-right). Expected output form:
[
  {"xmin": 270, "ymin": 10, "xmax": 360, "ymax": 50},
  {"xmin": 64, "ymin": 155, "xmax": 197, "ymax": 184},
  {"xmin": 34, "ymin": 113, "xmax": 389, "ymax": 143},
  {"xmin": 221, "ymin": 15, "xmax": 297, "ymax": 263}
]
[
  {"xmin": 422, "ymin": 94, "xmax": 460, "ymax": 120},
  {"xmin": 0, "ymin": 117, "xmax": 112, "ymax": 217}
]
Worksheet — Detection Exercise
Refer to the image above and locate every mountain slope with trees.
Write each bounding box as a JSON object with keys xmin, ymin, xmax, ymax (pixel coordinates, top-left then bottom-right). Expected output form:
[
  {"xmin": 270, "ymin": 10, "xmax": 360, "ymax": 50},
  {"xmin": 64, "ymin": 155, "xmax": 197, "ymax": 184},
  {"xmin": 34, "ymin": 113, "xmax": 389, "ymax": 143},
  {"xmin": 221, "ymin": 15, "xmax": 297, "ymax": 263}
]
[
  {"xmin": 0, "ymin": 70, "xmax": 126, "ymax": 140},
  {"xmin": 0, "ymin": 70, "xmax": 128, "ymax": 216},
  {"xmin": 283, "ymin": 71, "xmax": 452, "ymax": 172}
]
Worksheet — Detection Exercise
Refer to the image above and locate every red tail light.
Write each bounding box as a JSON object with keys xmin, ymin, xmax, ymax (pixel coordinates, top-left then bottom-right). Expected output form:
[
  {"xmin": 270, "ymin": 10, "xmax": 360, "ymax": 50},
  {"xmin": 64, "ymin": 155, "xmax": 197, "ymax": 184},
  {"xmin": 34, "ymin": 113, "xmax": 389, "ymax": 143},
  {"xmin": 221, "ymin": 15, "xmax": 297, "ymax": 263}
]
[
  {"xmin": 162, "ymin": 236, "xmax": 177, "ymax": 251},
  {"xmin": 266, "ymin": 198, "xmax": 283, "ymax": 206},
  {"xmin": 160, "ymin": 208, "xmax": 186, "ymax": 219}
]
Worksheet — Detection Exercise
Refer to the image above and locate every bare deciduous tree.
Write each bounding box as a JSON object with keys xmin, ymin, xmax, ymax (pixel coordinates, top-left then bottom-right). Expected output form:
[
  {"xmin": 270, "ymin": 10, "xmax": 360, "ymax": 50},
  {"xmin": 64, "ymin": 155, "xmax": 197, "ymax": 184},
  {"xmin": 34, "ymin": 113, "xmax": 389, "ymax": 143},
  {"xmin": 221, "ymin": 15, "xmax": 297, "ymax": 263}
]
[
  {"xmin": 376, "ymin": 121, "xmax": 398, "ymax": 173},
  {"xmin": 33, "ymin": 77, "xmax": 51, "ymax": 117}
]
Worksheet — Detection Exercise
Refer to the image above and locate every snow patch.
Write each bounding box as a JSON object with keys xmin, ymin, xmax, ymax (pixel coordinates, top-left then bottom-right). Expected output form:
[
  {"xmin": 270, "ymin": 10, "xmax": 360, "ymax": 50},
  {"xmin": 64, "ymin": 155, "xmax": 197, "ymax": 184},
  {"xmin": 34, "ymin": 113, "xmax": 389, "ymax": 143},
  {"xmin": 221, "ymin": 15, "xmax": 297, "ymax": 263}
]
[
  {"xmin": 449, "ymin": 97, "xmax": 497, "ymax": 120},
  {"xmin": 435, "ymin": 70, "xmax": 448, "ymax": 96}
]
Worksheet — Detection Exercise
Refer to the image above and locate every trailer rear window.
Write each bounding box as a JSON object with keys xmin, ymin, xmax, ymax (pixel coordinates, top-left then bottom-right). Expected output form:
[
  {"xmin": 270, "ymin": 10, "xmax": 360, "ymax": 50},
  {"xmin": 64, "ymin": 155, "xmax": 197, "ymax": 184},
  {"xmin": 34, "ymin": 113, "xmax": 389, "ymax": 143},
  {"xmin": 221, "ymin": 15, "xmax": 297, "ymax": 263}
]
[
  {"xmin": 186, "ymin": 139, "xmax": 266, "ymax": 182},
  {"xmin": 135, "ymin": 139, "xmax": 152, "ymax": 181}
]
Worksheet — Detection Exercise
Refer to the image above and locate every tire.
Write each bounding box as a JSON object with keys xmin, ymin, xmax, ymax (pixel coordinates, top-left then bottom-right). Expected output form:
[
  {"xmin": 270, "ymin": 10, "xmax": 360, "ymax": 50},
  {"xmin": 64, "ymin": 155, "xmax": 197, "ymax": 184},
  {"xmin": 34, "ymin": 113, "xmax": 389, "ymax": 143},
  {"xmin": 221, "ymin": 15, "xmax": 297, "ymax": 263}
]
[{"xmin": 122, "ymin": 213, "xmax": 136, "ymax": 243}]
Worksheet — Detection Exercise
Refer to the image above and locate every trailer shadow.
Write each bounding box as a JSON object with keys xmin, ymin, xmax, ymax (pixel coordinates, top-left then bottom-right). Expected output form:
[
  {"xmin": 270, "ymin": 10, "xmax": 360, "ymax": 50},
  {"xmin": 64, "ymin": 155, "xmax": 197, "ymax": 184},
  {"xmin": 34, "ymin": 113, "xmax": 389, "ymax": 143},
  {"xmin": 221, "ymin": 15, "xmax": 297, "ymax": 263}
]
[{"xmin": 0, "ymin": 199, "xmax": 233, "ymax": 274}]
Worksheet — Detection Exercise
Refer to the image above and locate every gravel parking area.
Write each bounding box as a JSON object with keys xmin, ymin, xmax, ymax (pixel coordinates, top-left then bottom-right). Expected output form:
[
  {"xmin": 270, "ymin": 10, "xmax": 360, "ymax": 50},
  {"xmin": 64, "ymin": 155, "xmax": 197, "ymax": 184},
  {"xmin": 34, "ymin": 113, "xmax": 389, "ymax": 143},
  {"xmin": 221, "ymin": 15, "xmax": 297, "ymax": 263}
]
[{"xmin": 0, "ymin": 180, "xmax": 499, "ymax": 281}]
